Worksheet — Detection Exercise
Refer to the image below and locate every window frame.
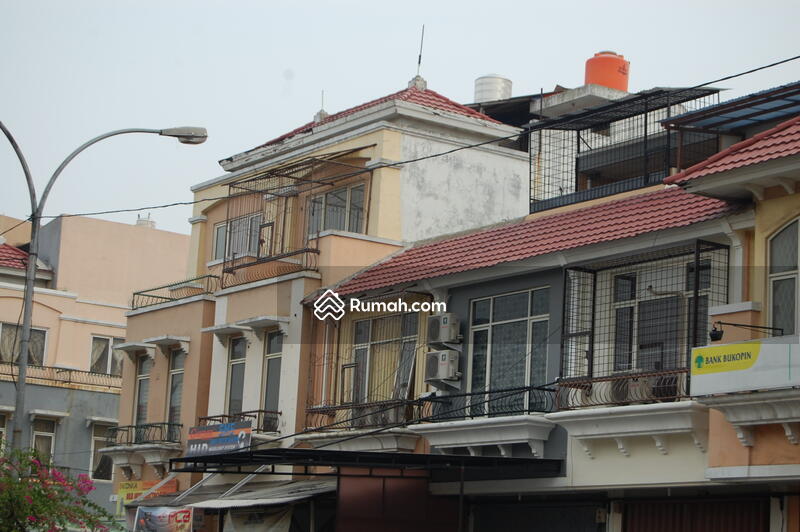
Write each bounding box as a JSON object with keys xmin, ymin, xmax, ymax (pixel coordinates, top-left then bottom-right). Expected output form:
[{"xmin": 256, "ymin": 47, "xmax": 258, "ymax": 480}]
[
  {"xmin": 307, "ymin": 182, "xmax": 366, "ymax": 237},
  {"xmin": 213, "ymin": 222, "xmax": 227, "ymax": 261},
  {"xmin": 89, "ymin": 335, "xmax": 125, "ymax": 376},
  {"xmin": 31, "ymin": 418, "xmax": 56, "ymax": 464},
  {"xmin": 89, "ymin": 423, "xmax": 114, "ymax": 482},
  {"xmin": 768, "ymin": 218, "xmax": 799, "ymax": 336},
  {"xmin": 214, "ymin": 213, "xmax": 264, "ymax": 261},
  {"xmin": 467, "ymin": 287, "xmax": 551, "ymax": 404},
  {"xmin": 166, "ymin": 348, "xmax": 186, "ymax": 426},
  {"xmin": 0, "ymin": 322, "xmax": 48, "ymax": 366},
  {"xmin": 261, "ymin": 331, "xmax": 282, "ymax": 414},
  {"xmin": 226, "ymin": 336, "xmax": 247, "ymax": 415},
  {"xmin": 133, "ymin": 354, "xmax": 151, "ymax": 426},
  {"xmin": 0, "ymin": 413, "xmax": 6, "ymax": 448},
  {"xmin": 346, "ymin": 312, "xmax": 419, "ymax": 404}
]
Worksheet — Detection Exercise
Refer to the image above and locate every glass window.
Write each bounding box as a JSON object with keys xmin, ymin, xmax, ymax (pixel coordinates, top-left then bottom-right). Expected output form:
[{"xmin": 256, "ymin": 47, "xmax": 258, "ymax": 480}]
[
  {"xmin": 134, "ymin": 355, "xmax": 151, "ymax": 426},
  {"xmin": 32, "ymin": 419, "xmax": 56, "ymax": 464},
  {"xmin": 769, "ymin": 221, "xmax": 799, "ymax": 336},
  {"xmin": 167, "ymin": 349, "xmax": 185, "ymax": 425},
  {"xmin": 228, "ymin": 337, "xmax": 247, "ymax": 414},
  {"xmin": 308, "ymin": 183, "xmax": 367, "ymax": 237},
  {"xmin": 348, "ymin": 185, "xmax": 365, "ymax": 233},
  {"xmin": 0, "ymin": 324, "xmax": 46, "ymax": 365},
  {"xmin": 263, "ymin": 331, "xmax": 283, "ymax": 422},
  {"xmin": 90, "ymin": 337, "xmax": 125, "ymax": 375},
  {"xmin": 0, "ymin": 413, "xmax": 6, "ymax": 445},
  {"xmin": 614, "ymin": 274, "xmax": 637, "ymax": 302},
  {"xmin": 471, "ymin": 299, "xmax": 491, "ymax": 326},
  {"xmin": 492, "ymin": 292, "xmax": 529, "ymax": 322},
  {"xmin": 226, "ymin": 213, "xmax": 262, "ymax": 258},
  {"xmin": 90, "ymin": 425, "xmax": 113, "ymax": 481},
  {"xmin": 324, "ymin": 188, "xmax": 348, "ymax": 231},
  {"xmin": 530, "ymin": 288, "xmax": 550, "ymax": 316},
  {"xmin": 214, "ymin": 223, "xmax": 227, "ymax": 261}
]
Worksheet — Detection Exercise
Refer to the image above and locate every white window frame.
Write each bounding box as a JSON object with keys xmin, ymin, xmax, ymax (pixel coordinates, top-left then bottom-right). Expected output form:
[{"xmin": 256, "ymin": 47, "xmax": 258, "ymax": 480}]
[
  {"xmin": 89, "ymin": 335, "xmax": 125, "ymax": 375},
  {"xmin": 89, "ymin": 423, "xmax": 114, "ymax": 482},
  {"xmin": 347, "ymin": 312, "xmax": 418, "ymax": 404},
  {"xmin": 166, "ymin": 348, "xmax": 185, "ymax": 425},
  {"xmin": 308, "ymin": 182, "xmax": 366, "ymax": 237},
  {"xmin": 213, "ymin": 222, "xmax": 227, "ymax": 261},
  {"xmin": 0, "ymin": 323, "xmax": 48, "ymax": 366},
  {"xmin": 31, "ymin": 418, "xmax": 56, "ymax": 464},
  {"xmin": 215, "ymin": 213, "xmax": 263, "ymax": 261},
  {"xmin": 133, "ymin": 354, "xmax": 151, "ymax": 425},
  {"xmin": 768, "ymin": 218, "xmax": 799, "ymax": 336},
  {"xmin": 261, "ymin": 331, "xmax": 282, "ymax": 413},
  {"xmin": 226, "ymin": 336, "xmax": 247, "ymax": 415},
  {"xmin": 467, "ymin": 287, "xmax": 551, "ymax": 400}
]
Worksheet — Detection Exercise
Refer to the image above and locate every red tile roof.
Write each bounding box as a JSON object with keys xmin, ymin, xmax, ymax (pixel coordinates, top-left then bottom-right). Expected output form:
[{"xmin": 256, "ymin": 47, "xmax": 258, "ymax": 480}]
[
  {"xmin": 336, "ymin": 188, "xmax": 740, "ymax": 295},
  {"xmin": 666, "ymin": 115, "xmax": 800, "ymax": 185},
  {"xmin": 0, "ymin": 244, "xmax": 29, "ymax": 270},
  {"xmin": 257, "ymin": 85, "xmax": 500, "ymax": 148}
]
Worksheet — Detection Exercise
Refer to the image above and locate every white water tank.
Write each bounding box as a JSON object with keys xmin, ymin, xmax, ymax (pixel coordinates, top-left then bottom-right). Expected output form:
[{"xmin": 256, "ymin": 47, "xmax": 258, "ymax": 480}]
[{"xmin": 474, "ymin": 74, "xmax": 512, "ymax": 103}]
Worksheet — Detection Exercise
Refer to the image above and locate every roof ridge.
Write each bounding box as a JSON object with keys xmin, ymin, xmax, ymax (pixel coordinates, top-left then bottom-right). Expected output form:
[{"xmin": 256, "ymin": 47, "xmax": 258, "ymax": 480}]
[{"xmin": 666, "ymin": 114, "xmax": 800, "ymax": 185}]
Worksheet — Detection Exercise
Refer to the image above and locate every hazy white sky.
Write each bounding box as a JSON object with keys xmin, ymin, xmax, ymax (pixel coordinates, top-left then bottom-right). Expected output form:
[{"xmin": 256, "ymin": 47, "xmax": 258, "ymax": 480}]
[{"xmin": 2, "ymin": 1, "xmax": 799, "ymax": 234}]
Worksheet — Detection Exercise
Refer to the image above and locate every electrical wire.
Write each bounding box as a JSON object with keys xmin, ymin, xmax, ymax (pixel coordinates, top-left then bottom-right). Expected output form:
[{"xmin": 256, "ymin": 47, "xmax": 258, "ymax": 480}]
[
  {"xmin": 18, "ymin": 52, "xmax": 800, "ymax": 223},
  {"xmin": 0, "ymin": 217, "xmax": 31, "ymax": 238}
]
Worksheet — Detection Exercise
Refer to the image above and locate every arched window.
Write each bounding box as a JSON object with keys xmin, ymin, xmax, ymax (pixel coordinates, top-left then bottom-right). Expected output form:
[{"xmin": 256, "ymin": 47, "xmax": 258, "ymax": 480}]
[{"xmin": 769, "ymin": 220, "xmax": 798, "ymax": 336}]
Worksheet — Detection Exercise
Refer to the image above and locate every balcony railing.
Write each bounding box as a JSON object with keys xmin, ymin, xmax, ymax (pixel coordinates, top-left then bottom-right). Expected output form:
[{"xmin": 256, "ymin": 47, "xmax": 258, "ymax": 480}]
[
  {"xmin": 131, "ymin": 275, "xmax": 220, "ymax": 310},
  {"xmin": 105, "ymin": 423, "xmax": 182, "ymax": 446},
  {"xmin": 199, "ymin": 410, "xmax": 281, "ymax": 433},
  {"xmin": 0, "ymin": 362, "xmax": 121, "ymax": 391},
  {"xmin": 306, "ymin": 400, "xmax": 415, "ymax": 431},
  {"xmin": 556, "ymin": 368, "xmax": 689, "ymax": 410}
]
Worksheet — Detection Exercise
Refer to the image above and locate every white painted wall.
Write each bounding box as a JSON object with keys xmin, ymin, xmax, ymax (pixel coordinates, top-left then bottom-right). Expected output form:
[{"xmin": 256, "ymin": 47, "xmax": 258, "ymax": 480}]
[{"xmin": 400, "ymin": 132, "xmax": 529, "ymax": 242}]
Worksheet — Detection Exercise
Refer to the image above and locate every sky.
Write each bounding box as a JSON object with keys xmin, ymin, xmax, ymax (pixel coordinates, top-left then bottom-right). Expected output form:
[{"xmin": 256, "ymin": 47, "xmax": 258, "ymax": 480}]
[{"xmin": 1, "ymin": 1, "xmax": 799, "ymax": 235}]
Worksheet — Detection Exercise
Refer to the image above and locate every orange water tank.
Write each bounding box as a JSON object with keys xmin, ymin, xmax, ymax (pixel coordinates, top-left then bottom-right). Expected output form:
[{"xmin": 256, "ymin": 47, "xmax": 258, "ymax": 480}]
[{"xmin": 585, "ymin": 51, "xmax": 630, "ymax": 92}]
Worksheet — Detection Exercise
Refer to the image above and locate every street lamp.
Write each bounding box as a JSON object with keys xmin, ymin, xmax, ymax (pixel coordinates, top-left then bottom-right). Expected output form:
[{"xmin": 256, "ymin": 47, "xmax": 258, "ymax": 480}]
[{"xmin": 0, "ymin": 123, "xmax": 207, "ymax": 451}]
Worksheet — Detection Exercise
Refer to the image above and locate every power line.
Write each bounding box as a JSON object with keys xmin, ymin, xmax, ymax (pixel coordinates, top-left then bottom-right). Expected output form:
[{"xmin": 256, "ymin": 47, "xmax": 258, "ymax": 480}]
[{"xmin": 20, "ymin": 52, "xmax": 800, "ymax": 223}]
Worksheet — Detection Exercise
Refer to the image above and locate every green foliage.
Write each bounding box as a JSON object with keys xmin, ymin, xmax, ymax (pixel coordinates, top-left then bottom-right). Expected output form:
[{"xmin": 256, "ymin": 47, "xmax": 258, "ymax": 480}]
[{"xmin": 0, "ymin": 445, "xmax": 121, "ymax": 531}]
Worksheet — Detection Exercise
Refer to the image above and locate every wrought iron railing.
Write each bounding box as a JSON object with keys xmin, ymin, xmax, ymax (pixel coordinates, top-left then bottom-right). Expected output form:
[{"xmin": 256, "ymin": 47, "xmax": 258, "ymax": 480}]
[
  {"xmin": 219, "ymin": 250, "xmax": 319, "ymax": 288},
  {"xmin": 555, "ymin": 368, "xmax": 689, "ymax": 410},
  {"xmin": 105, "ymin": 423, "xmax": 182, "ymax": 446},
  {"xmin": 199, "ymin": 410, "xmax": 281, "ymax": 433},
  {"xmin": 306, "ymin": 399, "xmax": 414, "ymax": 431},
  {"xmin": 416, "ymin": 386, "xmax": 558, "ymax": 422},
  {"xmin": 0, "ymin": 362, "xmax": 121, "ymax": 391},
  {"xmin": 131, "ymin": 275, "xmax": 220, "ymax": 310}
]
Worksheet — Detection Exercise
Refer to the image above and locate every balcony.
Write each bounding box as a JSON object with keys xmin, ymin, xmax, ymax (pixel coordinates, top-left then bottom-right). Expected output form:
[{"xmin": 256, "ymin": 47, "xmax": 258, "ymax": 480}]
[
  {"xmin": 131, "ymin": 274, "xmax": 220, "ymax": 310},
  {"xmin": 100, "ymin": 422, "xmax": 183, "ymax": 479},
  {"xmin": 199, "ymin": 409, "xmax": 281, "ymax": 434},
  {"xmin": 0, "ymin": 362, "xmax": 121, "ymax": 392},
  {"xmin": 529, "ymin": 87, "xmax": 719, "ymax": 213},
  {"xmin": 409, "ymin": 386, "xmax": 557, "ymax": 458}
]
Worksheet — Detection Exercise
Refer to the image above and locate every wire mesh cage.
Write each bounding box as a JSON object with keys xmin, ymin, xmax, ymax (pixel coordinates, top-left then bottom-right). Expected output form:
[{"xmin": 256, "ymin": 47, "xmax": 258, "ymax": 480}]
[
  {"xmin": 558, "ymin": 240, "xmax": 729, "ymax": 408},
  {"xmin": 530, "ymin": 88, "xmax": 720, "ymax": 212}
]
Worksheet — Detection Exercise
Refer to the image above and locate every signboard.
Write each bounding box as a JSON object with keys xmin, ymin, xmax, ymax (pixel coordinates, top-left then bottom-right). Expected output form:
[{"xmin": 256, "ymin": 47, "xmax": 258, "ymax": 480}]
[
  {"xmin": 691, "ymin": 335, "xmax": 800, "ymax": 396},
  {"xmin": 186, "ymin": 420, "xmax": 252, "ymax": 456},
  {"xmin": 116, "ymin": 479, "xmax": 178, "ymax": 517},
  {"xmin": 133, "ymin": 506, "xmax": 193, "ymax": 532}
]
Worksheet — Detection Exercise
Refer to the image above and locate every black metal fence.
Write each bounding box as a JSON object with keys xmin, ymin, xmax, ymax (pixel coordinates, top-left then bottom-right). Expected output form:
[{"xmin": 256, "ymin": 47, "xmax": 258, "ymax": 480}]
[
  {"xmin": 131, "ymin": 275, "xmax": 220, "ymax": 310},
  {"xmin": 106, "ymin": 423, "xmax": 182, "ymax": 446},
  {"xmin": 417, "ymin": 385, "xmax": 558, "ymax": 421},
  {"xmin": 0, "ymin": 362, "xmax": 121, "ymax": 391},
  {"xmin": 199, "ymin": 409, "xmax": 281, "ymax": 433}
]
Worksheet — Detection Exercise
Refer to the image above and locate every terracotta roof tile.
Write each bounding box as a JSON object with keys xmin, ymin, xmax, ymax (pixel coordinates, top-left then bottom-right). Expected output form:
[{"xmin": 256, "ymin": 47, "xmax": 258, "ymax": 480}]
[
  {"xmin": 666, "ymin": 115, "xmax": 800, "ymax": 185},
  {"xmin": 0, "ymin": 244, "xmax": 29, "ymax": 270},
  {"xmin": 337, "ymin": 188, "xmax": 740, "ymax": 295},
  {"xmin": 257, "ymin": 86, "xmax": 500, "ymax": 148}
]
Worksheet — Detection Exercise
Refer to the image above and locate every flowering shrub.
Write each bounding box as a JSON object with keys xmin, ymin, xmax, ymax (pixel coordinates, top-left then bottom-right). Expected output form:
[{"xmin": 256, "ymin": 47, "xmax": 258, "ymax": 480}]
[{"xmin": 0, "ymin": 446, "xmax": 120, "ymax": 531}]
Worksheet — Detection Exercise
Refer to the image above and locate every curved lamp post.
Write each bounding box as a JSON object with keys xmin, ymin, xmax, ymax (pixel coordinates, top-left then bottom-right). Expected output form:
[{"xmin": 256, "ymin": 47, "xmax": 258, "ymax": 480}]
[{"xmin": 0, "ymin": 123, "xmax": 207, "ymax": 451}]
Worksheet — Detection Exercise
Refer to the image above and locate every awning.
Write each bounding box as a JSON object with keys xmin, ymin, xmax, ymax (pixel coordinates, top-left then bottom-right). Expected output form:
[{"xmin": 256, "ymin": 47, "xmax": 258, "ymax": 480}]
[
  {"xmin": 171, "ymin": 447, "xmax": 563, "ymax": 482},
  {"xmin": 134, "ymin": 479, "xmax": 335, "ymax": 508},
  {"xmin": 188, "ymin": 480, "xmax": 335, "ymax": 509}
]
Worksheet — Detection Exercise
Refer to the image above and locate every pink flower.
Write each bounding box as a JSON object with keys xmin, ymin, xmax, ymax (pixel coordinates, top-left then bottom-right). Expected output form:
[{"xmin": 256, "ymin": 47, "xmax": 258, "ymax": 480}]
[
  {"xmin": 24, "ymin": 495, "xmax": 32, "ymax": 504},
  {"xmin": 26, "ymin": 516, "xmax": 37, "ymax": 523}
]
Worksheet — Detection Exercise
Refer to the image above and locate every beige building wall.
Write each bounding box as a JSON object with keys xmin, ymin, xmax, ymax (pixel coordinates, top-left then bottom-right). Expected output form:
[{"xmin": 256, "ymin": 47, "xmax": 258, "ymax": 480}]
[{"xmin": 0, "ymin": 215, "xmax": 31, "ymax": 246}]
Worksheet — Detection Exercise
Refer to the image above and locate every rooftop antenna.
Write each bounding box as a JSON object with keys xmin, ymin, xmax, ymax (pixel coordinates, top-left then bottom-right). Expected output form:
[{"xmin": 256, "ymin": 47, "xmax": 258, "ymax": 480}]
[{"xmin": 416, "ymin": 24, "xmax": 425, "ymax": 76}]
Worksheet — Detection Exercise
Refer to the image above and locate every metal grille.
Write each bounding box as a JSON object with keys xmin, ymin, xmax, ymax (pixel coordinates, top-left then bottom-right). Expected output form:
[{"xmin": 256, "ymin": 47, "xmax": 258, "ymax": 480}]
[
  {"xmin": 559, "ymin": 241, "xmax": 729, "ymax": 408},
  {"xmin": 530, "ymin": 89, "xmax": 719, "ymax": 212},
  {"xmin": 221, "ymin": 148, "xmax": 371, "ymax": 288}
]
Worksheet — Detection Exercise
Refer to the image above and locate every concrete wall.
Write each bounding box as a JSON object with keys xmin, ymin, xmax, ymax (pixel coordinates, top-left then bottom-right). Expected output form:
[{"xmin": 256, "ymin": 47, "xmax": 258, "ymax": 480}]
[
  {"xmin": 0, "ymin": 215, "xmax": 32, "ymax": 247},
  {"xmin": 0, "ymin": 381, "xmax": 119, "ymax": 514},
  {"xmin": 400, "ymin": 131, "xmax": 529, "ymax": 242}
]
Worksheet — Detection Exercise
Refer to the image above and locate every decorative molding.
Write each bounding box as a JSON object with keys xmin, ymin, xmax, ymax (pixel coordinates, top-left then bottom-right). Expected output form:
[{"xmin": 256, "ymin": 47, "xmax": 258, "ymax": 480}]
[
  {"xmin": 546, "ymin": 401, "xmax": 709, "ymax": 458},
  {"xmin": 708, "ymin": 301, "xmax": 762, "ymax": 316},
  {"xmin": 296, "ymin": 428, "xmax": 418, "ymax": 453},
  {"xmin": 188, "ymin": 215, "xmax": 208, "ymax": 225},
  {"xmin": 75, "ymin": 298, "xmax": 131, "ymax": 310},
  {"xmin": 236, "ymin": 315, "xmax": 290, "ymax": 337},
  {"xmin": 707, "ymin": 464, "xmax": 800, "ymax": 482},
  {"xmin": 743, "ymin": 183, "xmax": 765, "ymax": 201},
  {"xmin": 59, "ymin": 315, "xmax": 126, "ymax": 329},
  {"xmin": 85, "ymin": 416, "xmax": 118, "ymax": 428},
  {"xmin": 142, "ymin": 335, "xmax": 190, "ymax": 355},
  {"xmin": 114, "ymin": 342, "xmax": 156, "ymax": 360},
  {"xmin": 408, "ymin": 415, "xmax": 554, "ymax": 459},
  {"xmin": 783, "ymin": 423, "xmax": 800, "ymax": 445},
  {"xmin": 775, "ymin": 177, "xmax": 797, "ymax": 195}
]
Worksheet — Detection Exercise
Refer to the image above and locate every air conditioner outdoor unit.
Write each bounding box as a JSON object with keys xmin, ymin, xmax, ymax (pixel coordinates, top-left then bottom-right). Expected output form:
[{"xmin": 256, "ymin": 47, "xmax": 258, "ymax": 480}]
[
  {"xmin": 427, "ymin": 313, "xmax": 460, "ymax": 345},
  {"xmin": 424, "ymin": 350, "xmax": 460, "ymax": 389}
]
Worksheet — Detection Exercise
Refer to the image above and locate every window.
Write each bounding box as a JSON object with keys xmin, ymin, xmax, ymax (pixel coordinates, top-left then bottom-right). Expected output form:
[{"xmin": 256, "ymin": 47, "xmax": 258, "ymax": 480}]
[
  {"xmin": 308, "ymin": 183, "xmax": 366, "ymax": 237},
  {"xmin": 90, "ymin": 337, "xmax": 125, "ymax": 375},
  {"xmin": 167, "ymin": 349, "xmax": 186, "ymax": 426},
  {"xmin": 0, "ymin": 323, "xmax": 46, "ymax": 366},
  {"xmin": 32, "ymin": 419, "xmax": 56, "ymax": 464},
  {"xmin": 90, "ymin": 424, "xmax": 113, "ymax": 481},
  {"xmin": 214, "ymin": 213, "xmax": 263, "ymax": 260},
  {"xmin": 134, "ymin": 355, "xmax": 152, "ymax": 426},
  {"xmin": 227, "ymin": 337, "xmax": 247, "ymax": 415},
  {"xmin": 262, "ymin": 332, "xmax": 282, "ymax": 432},
  {"xmin": 345, "ymin": 313, "xmax": 418, "ymax": 404},
  {"xmin": 469, "ymin": 287, "xmax": 550, "ymax": 414},
  {"xmin": 769, "ymin": 220, "xmax": 798, "ymax": 336}
]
